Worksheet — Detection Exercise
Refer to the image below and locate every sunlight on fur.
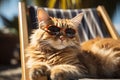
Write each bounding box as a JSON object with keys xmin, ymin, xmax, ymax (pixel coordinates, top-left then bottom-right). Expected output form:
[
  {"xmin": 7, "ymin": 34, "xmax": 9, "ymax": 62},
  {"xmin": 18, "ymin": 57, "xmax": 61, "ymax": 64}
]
[{"xmin": 26, "ymin": 8, "xmax": 120, "ymax": 80}]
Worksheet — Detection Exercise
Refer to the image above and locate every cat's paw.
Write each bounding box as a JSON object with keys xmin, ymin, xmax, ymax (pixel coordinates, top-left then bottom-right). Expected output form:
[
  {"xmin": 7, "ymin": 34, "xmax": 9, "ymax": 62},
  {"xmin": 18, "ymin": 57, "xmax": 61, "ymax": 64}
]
[
  {"xmin": 50, "ymin": 68, "xmax": 67, "ymax": 80},
  {"xmin": 50, "ymin": 65, "xmax": 83, "ymax": 80},
  {"xmin": 50, "ymin": 67, "xmax": 75, "ymax": 80},
  {"xmin": 29, "ymin": 65, "xmax": 50, "ymax": 80}
]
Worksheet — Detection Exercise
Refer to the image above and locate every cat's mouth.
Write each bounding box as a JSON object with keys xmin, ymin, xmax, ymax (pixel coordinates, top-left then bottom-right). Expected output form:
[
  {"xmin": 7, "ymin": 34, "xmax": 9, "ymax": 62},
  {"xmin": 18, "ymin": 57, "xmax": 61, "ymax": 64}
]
[
  {"xmin": 53, "ymin": 41, "xmax": 66, "ymax": 49},
  {"xmin": 40, "ymin": 39, "xmax": 67, "ymax": 50}
]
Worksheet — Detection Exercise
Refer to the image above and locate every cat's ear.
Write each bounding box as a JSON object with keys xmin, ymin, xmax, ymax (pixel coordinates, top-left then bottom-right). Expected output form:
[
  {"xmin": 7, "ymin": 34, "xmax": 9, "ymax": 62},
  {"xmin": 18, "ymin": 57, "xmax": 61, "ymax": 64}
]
[
  {"xmin": 37, "ymin": 8, "xmax": 50, "ymax": 22},
  {"xmin": 70, "ymin": 13, "xmax": 83, "ymax": 27}
]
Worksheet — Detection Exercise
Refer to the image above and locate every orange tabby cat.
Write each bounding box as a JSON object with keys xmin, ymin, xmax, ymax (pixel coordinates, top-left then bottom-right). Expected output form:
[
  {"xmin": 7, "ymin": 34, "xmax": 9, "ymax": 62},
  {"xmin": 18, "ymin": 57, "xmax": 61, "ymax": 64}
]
[{"xmin": 26, "ymin": 8, "xmax": 120, "ymax": 80}]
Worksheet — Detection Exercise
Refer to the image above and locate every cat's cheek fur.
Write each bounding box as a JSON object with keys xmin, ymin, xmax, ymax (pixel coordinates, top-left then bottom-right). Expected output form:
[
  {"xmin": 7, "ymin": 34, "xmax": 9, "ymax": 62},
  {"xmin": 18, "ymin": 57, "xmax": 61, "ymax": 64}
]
[{"xmin": 30, "ymin": 29, "xmax": 45, "ymax": 46}]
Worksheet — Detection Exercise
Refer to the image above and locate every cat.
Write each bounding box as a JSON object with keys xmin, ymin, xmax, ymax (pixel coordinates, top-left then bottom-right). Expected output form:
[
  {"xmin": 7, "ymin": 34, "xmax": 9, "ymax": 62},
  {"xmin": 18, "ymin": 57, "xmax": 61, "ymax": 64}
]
[
  {"xmin": 80, "ymin": 37, "xmax": 120, "ymax": 78},
  {"xmin": 26, "ymin": 8, "xmax": 120, "ymax": 80}
]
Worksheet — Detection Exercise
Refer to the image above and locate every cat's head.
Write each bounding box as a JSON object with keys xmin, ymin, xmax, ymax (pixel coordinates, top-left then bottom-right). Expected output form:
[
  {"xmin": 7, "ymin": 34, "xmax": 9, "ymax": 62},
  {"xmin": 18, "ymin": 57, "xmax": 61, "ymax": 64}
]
[{"xmin": 30, "ymin": 8, "xmax": 83, "ymax": 50}]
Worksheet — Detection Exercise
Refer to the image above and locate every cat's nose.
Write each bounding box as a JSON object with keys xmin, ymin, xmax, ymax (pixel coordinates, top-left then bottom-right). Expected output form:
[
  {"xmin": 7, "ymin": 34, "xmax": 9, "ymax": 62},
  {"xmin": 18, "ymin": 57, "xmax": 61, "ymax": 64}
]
[{"xmin": 59, "ymin": 35, "xmax": 65, "ymax": 41}]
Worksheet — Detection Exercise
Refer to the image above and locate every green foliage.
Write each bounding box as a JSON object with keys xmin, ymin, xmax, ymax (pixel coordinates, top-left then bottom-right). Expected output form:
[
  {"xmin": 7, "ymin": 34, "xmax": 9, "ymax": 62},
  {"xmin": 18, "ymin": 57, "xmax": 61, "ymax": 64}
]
[
  {"xmin": 22, "ymin": 0, "xmax": 82, "ymax": 9},
  {"xmin": 48, "ymin": 0, "xmax": 57, "ymax": 8},
  {"xmin": 47, "ymin": 0, "xmax": 82, "ymax": 9},
  {"xmin": 0, "ymin": 0, "xmax": 18, "ymax": 35},
  {"xmin": 1, "ymin": 15, "xmax": 19, "ymax": 35}
]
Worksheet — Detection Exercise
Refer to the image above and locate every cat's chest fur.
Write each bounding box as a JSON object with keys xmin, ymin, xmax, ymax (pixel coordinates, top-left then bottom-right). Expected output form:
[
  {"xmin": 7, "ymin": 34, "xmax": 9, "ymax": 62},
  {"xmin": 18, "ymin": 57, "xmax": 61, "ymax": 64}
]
[{"xmin": 31, "ymin": 46, "xmax": 81, "ymax": 66}]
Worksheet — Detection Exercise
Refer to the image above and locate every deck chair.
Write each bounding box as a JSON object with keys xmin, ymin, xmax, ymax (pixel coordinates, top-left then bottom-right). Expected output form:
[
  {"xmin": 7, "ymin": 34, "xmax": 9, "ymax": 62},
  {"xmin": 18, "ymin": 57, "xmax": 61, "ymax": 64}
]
[{"xmin": 18, "ymin": 2, "xmax": 119, "ymax": 80}]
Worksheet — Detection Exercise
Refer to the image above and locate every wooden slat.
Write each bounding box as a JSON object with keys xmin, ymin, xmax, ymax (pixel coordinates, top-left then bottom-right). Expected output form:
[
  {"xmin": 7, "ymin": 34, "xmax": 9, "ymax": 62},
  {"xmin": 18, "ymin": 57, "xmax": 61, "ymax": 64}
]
[
  {"xmin": 18, "ymin": 2, "xmax": 28, "ymax": 80},
  {"xmin": 18, "ymin": 2, "xmax": 47, "ymax": 80},
  {"xmin": 97, "ymin": 6, "xmax": 119, "ymax": 40}
]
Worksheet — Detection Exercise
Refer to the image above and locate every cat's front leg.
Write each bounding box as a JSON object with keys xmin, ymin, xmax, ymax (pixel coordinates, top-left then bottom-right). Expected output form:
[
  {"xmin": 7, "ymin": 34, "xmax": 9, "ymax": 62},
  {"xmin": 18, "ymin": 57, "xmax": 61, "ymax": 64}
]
[
  {"xmin": 50, "ymin": 64, "xmax": 87, "ymax": 80},
  {"xmin": 29, "ymin": 62, "xmax": 51, "ymax": 80}
]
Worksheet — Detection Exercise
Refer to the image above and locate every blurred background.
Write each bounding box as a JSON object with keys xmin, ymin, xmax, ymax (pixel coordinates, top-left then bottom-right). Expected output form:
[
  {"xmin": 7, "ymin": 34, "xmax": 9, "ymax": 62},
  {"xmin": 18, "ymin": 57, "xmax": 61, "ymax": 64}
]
[{"xmin": 0, "ymin": 0, "xmax": 120, "ymax": 80}]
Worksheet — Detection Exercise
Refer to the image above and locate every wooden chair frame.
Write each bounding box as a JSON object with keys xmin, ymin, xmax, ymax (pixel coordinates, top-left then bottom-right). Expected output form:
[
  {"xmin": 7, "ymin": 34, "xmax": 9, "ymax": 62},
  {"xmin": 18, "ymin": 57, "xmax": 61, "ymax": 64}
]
[{"xmin": 18, "ymin": 2, "xmax": 119, "ymax": 80}]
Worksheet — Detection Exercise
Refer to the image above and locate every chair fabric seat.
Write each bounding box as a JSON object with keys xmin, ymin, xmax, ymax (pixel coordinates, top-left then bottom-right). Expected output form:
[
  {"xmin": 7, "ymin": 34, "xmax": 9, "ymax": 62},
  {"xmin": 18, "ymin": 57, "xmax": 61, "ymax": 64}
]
[{"xmin": 28, "ymin": 6, "xmax": 111, "ymax": 42}]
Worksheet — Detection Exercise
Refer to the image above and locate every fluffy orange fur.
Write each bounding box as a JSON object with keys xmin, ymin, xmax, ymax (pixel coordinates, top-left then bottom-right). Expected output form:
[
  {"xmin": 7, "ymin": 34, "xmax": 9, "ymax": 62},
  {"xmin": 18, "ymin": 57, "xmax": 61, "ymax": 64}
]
[
  {"xmin": 26, "ymin": 8, "xmax": 120, "ymax": 80},
  {"xmin": 80, "ymin": 38, "xmax": 120, "ymax": 78}
]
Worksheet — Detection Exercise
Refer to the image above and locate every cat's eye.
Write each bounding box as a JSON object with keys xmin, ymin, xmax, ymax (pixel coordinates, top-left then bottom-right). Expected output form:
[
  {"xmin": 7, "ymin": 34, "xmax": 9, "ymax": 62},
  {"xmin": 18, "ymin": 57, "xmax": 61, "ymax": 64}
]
[
  {"xmin": 65, "ymin": 28, "xmax": 76, "ymax": 38},
  {"xmin": 47, "ymin": 25, "xmax": 61, "ymax": 35}
]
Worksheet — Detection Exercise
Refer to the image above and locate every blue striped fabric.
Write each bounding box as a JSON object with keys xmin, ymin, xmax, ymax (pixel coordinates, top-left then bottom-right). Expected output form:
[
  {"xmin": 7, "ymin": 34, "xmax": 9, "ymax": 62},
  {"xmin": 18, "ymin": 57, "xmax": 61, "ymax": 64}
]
[{"xmin": 28, "ymin": 6, "xmax": 111, "ymax": 42}]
